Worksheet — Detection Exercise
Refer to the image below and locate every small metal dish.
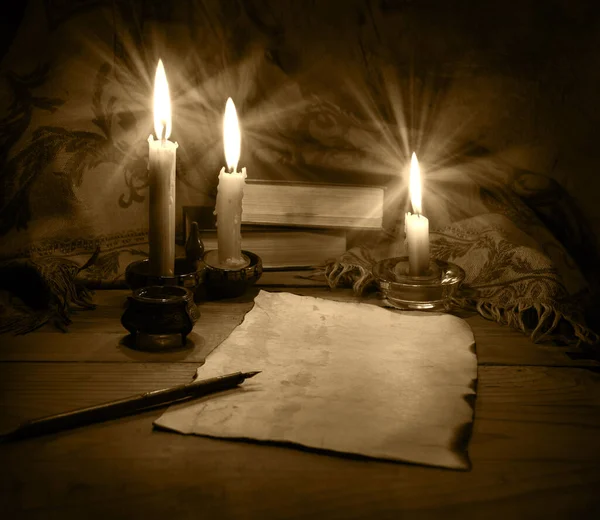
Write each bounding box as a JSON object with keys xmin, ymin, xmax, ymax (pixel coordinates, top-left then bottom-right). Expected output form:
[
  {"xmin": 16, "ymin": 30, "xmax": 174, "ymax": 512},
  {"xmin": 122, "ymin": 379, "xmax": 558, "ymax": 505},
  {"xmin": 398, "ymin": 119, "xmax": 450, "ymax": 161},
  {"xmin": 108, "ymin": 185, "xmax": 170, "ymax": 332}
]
[
  {"xmin": 125, "ymin": 257, "xmax": 205, "ymax": 301},
  {"xmin": 120, "ymin": 285, "xmax": 200, "ymax": 350}
]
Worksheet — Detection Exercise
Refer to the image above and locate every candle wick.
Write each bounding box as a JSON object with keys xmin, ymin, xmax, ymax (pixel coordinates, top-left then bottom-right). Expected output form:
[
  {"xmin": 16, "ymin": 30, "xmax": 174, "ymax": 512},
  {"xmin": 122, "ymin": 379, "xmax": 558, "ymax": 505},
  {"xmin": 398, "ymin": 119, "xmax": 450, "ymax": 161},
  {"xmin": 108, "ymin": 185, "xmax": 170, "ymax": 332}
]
[{"xmin": 160, "ymin": 121, "xmax": 167, "ymax": 144}]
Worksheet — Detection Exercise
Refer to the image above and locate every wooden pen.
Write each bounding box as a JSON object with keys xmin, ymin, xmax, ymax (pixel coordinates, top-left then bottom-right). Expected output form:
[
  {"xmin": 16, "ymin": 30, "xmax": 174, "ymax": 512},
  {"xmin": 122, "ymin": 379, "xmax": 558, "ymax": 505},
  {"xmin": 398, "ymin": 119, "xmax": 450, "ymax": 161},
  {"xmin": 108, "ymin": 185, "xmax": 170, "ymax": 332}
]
[{"xmin": 1, "ymin": 370, "xmax": 260, "ymax": 442}]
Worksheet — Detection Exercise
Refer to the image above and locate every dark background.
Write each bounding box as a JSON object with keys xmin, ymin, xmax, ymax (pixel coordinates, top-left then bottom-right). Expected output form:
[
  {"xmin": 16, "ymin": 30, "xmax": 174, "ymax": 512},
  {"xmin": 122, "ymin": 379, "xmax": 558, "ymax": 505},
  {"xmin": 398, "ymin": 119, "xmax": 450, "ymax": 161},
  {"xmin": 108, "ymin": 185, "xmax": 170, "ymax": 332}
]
[{"xmin": 1, "ymin": 1, "xmax": 599, "ymax": 302}]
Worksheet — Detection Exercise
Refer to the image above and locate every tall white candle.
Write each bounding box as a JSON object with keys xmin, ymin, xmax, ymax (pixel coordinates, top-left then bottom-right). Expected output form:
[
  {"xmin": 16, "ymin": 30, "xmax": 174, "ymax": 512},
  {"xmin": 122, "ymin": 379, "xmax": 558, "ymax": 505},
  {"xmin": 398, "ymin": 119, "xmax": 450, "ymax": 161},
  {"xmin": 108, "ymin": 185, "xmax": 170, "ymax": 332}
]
[
  {"xmin": 215, "ymin": 98, "xmax": 248, "ymax": 268},
  {"xmin": 405, "ymin": 152, "xmax": 430, "ymax": 275},
  {"xmin": 148, "ymin": 59, "xmax": 178, "ymax": 277}
]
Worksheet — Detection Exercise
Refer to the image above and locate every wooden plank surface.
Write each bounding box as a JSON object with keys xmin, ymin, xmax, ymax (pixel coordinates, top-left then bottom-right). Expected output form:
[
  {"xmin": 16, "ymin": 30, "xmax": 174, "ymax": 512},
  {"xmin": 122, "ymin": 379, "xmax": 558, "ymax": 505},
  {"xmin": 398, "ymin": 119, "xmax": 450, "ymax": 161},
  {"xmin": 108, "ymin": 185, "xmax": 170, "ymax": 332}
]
[
  {"xmin": 1, "ymin": 363, "xmax": 599, "ymax": 519},
  {"xmin": 1, "ymin": 274, "xmax": 599, "ymax": 519},
  {"xmin": 0, "ymin": 286, "xmax": 596, "ymax": 368}
]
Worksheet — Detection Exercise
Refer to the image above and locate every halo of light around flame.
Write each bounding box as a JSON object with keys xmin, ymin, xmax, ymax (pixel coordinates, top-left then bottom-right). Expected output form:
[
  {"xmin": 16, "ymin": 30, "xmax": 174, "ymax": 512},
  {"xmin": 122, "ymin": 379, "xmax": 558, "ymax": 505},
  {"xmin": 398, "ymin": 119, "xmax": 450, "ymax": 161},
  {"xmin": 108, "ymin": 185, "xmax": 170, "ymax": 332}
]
[
  {"xmin": 409, "ymin": 152, "xmax": 422, "ymax": 215},
  {"xmin": 153, "ymin": 59, "xmax": 172, "ymax": 140},
  {"xmin": 224, "ymin": 98, "xmax": 241, "ymax": 171}
]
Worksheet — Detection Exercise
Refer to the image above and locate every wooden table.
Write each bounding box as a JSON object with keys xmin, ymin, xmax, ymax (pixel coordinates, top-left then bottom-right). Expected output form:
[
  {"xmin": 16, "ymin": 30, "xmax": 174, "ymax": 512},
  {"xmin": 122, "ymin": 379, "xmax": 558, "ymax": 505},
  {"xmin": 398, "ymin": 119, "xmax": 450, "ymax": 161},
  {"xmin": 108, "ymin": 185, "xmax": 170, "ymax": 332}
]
[{"xmin": 1, "ymin": 271, "xmax": 599, "ymax": 519}]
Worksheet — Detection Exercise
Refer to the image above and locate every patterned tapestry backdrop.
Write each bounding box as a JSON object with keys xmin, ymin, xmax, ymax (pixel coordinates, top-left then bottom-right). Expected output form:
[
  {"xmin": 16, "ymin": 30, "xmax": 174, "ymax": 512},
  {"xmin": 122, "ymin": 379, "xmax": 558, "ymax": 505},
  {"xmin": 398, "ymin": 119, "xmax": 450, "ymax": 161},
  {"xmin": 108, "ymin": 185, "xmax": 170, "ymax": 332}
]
[{"xmin": 1, "ymin": 0, "xmax": 599, "ymax": 294}]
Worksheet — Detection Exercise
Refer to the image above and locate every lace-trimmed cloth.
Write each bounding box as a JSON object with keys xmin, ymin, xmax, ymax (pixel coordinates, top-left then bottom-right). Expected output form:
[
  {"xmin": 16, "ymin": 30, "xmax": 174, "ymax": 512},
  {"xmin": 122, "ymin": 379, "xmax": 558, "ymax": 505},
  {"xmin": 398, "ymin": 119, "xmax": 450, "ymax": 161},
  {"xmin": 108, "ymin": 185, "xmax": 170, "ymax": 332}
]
[{"xmin": 325, "ymin": 161, "xmax": 599, "ymax": 347}]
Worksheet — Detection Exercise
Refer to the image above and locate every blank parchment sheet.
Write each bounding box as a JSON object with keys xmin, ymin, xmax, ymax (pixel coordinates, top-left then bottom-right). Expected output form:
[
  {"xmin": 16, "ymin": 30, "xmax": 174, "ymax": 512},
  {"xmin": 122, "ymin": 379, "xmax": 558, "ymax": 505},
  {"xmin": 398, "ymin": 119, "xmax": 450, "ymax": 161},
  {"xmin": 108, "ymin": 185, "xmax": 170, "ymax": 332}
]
[{"xmin": 155, "ymin": 290, "xmax": 478, "ymax": 470}]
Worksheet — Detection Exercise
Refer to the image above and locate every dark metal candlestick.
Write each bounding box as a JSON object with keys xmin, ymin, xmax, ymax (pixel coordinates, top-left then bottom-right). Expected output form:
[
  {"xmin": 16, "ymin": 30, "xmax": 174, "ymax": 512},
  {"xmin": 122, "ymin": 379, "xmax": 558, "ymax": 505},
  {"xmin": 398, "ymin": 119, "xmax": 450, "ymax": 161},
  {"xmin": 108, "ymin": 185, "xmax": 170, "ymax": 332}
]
[
  {"xmin": 125, "ymin": 257, "xmax": 205, "ymax": 299},
  {"xmin": 202, "ymin": 249, "xmax": 263, "ymax": 299}
]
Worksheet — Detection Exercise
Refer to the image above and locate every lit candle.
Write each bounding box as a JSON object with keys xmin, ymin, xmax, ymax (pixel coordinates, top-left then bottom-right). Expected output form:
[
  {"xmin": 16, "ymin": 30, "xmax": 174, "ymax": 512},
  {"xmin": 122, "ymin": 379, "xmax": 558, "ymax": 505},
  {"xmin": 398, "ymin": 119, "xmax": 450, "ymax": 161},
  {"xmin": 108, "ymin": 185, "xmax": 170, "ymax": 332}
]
[
  {"xmin": 405, "ymin": 152, "xmax": 430, "ymax": 275},
  {"xmin": 215, "ymin": 98, "xmax": 248, "ymax": 268},
  {"xmin": 148, "ymin": 59, "xmax": 178, "ymax": 277}
]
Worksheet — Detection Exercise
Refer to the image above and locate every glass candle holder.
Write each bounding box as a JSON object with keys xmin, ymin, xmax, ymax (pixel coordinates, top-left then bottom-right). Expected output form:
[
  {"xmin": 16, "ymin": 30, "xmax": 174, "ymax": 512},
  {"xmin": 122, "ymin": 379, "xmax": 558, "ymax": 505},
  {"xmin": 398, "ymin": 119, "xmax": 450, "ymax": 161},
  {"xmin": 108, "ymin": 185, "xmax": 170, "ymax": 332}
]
[{"xmin": 373, "ymin": 256, "xmax": 465, "ymax": 311}]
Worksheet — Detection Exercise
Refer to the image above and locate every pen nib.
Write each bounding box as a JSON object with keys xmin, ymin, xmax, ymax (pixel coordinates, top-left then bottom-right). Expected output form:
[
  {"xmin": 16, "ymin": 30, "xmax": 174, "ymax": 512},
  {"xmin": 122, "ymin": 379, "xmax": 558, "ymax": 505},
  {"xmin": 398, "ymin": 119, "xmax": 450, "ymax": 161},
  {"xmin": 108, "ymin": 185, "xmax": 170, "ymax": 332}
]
[{"xmin": 243, "ymin": 371, "xmax": 261, "ymax": 379}]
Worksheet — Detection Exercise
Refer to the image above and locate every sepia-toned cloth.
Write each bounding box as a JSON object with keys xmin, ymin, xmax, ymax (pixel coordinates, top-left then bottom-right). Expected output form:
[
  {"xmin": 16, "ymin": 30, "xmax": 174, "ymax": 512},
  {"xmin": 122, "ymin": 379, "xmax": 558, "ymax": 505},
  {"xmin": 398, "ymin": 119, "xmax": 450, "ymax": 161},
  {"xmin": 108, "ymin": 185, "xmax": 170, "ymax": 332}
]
[
  {"xmin": 325, "ymin": 158, "xmax": 599, "ymax": 346},
  {"xmin": 2, "ymin": 2, "xmax": 599, "ymax": 342},
  {"xmin": 0, "ymin": 249, "xmax": 98, "ymax": 334}
]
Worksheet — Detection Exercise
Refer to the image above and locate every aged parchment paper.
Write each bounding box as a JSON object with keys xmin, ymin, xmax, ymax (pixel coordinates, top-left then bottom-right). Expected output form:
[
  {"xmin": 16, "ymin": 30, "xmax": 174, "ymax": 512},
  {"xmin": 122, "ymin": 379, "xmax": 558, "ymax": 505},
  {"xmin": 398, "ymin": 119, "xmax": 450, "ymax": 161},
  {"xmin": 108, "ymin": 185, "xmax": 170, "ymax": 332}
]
[{"xmin": 155, "ymin": 291, "xmax": 477, "ymax": 469}]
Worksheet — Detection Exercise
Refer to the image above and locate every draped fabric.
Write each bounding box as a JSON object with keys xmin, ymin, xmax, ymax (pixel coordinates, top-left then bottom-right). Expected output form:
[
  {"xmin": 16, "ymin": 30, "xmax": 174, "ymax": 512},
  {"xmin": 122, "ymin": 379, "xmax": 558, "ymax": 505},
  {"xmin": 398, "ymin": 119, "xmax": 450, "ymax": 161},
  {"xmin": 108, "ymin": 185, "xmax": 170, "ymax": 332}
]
[
  {"xmin": 325, "ymin": 158, "xmax": 598, "ymax": 346},
  {"xmin": 0, "ymin": 1, "xmax": 598, "ymax": 342}
]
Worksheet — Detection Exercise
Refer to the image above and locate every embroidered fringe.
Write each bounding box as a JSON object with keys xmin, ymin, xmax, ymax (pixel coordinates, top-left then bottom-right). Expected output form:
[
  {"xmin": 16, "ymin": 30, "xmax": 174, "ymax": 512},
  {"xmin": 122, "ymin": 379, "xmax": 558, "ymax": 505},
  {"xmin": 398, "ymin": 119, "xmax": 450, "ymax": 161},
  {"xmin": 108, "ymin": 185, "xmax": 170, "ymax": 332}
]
[
  {"xmin": 325, "ymin": 260, "xmax": 374, "ymax": 295},
  {"xmin": 473, "ymin": 299, "xmax": 599, "ymax": 346},
  {"xmin": 324, "ymin": 262, "xmax": 599, "ymax": 347}
]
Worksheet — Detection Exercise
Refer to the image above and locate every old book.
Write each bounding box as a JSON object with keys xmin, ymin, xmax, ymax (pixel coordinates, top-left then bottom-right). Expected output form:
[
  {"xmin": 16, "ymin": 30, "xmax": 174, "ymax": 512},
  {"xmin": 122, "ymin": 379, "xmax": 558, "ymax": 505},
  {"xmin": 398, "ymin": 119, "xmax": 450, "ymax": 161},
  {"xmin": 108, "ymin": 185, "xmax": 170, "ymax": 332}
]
[
  {"xmin": 194, "ymin": 228, "xmax": 347, "ymax": 269},
  {"xmin": 240, "ymin": 180, "xmax": 385, "ymax": 229}
]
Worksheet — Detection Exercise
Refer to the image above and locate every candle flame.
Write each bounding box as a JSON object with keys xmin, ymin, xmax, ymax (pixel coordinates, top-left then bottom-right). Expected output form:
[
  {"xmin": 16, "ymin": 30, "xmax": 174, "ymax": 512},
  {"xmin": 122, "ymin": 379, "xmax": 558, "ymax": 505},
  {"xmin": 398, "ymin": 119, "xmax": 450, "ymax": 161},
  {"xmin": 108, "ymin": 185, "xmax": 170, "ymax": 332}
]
[
  {"xmin": 223, "ymin": 97, "xmax": 241, "ymax": 171},
  {"xmin": 409, "ymin": 152, "xmax": 422, "ymax": 215},
  {"xmin": 153, "ymin": 59, "xmax": 172, "ymax": 140}
]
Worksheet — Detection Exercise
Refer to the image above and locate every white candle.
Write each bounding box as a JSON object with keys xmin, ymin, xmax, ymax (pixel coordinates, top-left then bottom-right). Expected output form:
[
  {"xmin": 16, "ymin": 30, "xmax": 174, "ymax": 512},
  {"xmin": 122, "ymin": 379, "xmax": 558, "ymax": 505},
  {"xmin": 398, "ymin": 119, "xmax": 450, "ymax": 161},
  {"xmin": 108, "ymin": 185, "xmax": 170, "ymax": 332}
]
[
  {"xmin": 215, "ymin": 98, "xmax": 248, "ymax": 268},
  {"xmin": 148, "ymin": 59, "xmax": 178, "ymax": 277},
  {"xmin": 405, "ymin": 152, "xmax": 430, "ymax": 275}
]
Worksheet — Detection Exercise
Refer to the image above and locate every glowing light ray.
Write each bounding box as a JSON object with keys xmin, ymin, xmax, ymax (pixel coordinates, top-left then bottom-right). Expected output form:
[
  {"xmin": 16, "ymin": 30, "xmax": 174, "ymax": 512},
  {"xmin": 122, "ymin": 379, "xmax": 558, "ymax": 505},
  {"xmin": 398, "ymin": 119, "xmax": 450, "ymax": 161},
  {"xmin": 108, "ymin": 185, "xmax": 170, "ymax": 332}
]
[
  {"xmin": 77, "ymin": 20, "xmax": 485, "ymax": 224},
  {"xmin": 343, "ymin": 80, "xmax": 403, "ymax": 163},
  {"xmin": 347, "ymin": 87, "xmax": 392, "ymax": 133},
  {"xmin": 382, "ymin": 72, "xmax": 411, "ymax": 158}
]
